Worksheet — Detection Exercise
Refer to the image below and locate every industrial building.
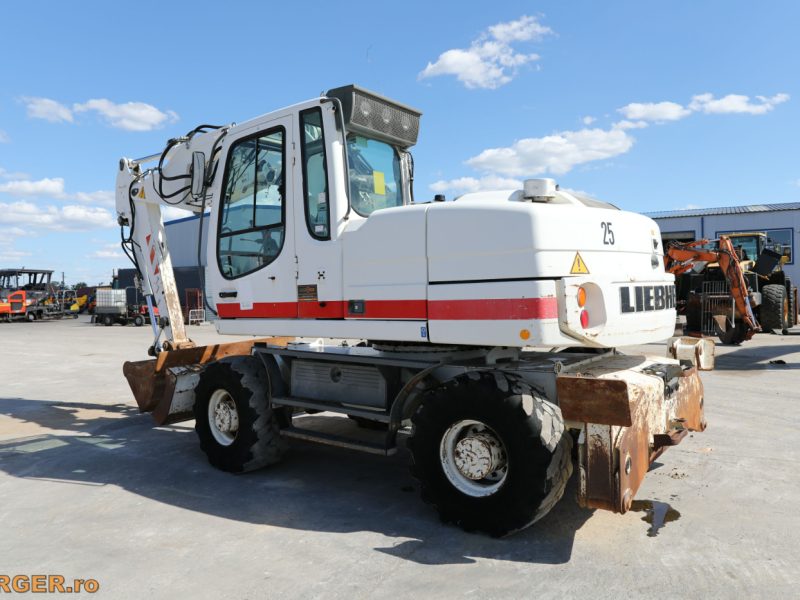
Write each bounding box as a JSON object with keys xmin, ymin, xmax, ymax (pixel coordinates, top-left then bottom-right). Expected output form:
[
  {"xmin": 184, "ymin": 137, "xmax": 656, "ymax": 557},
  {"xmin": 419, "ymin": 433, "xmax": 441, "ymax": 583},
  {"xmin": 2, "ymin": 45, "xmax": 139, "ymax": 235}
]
[
  {"xmin": 164, "ymin": 212, "xmax": 209, "ymax": 268},
  {"xmin": 646, "ymin": 201, "xmax": 799, "ymax": 283}
]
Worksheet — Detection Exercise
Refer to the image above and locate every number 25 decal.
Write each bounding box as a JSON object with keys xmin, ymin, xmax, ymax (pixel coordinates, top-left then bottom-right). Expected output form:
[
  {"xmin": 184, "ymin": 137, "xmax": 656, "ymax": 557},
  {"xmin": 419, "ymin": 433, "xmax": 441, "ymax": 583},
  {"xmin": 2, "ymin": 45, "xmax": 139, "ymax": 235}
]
[{"xmin": 601, "ymin": 221, "xmax": 615, "ymax": 245}]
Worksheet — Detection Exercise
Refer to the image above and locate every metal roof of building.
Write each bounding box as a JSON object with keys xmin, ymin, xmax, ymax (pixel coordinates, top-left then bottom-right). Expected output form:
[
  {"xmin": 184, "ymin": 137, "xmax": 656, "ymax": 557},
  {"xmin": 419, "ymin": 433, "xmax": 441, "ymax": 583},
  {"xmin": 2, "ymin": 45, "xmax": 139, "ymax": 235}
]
[{"xmin": 646, "ymin": 202, "xmax": 800, "ymax": 219}]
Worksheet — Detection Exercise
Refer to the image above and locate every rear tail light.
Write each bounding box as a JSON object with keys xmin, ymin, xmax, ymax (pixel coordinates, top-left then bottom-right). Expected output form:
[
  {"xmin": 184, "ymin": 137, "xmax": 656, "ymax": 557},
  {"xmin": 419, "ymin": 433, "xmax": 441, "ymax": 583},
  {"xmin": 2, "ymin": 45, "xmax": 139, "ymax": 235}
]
[{"xmin": 580, "ymin": 309, "xmax": 590, "ymax": 329}]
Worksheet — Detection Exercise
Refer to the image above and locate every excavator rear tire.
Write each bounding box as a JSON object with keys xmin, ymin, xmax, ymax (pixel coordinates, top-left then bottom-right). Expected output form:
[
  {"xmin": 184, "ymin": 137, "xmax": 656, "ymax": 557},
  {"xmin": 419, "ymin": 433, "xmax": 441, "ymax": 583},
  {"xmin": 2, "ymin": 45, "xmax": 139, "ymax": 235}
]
[
  {"xmin": 760, "ymin": 284, "xmax": 788, "ymax": 333},
  {"xmin": 194, "ymin": 356, "xmax": 288, "ymax": 473},
  {"xmin": 787, "ymin": 281, "xmax": 796, "ymax": 329},
  {"xmin": 408, "ymin": 371, "xmax": 572, "ymax": 537}
]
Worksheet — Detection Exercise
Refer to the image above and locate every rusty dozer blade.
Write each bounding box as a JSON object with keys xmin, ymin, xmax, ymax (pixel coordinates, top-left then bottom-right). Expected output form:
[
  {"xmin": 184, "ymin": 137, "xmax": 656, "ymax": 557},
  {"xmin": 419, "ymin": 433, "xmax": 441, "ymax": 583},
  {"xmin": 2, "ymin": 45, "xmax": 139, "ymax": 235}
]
[
  {"xmin": 558, "ymin": 359, "xmax": 707, "ymax": 515},
  {"xmin": 123, "ymin": 337, "xmax": 292, "ymax": 425}
]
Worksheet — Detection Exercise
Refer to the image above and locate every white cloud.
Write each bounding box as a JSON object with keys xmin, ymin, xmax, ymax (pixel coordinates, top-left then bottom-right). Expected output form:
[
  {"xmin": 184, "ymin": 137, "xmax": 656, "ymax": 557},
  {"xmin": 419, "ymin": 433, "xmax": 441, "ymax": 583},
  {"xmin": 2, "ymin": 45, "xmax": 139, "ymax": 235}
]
[
  {"xmin": 0, "ymin": 227, "xmax": 32, "ymax": 262},
  {"xmin": 431, "ymin": 89, "xmax": 790, "ymax": 196},
  {"xmin": 0, "ymin": 248, "xmax": 32, "ymax": 261},
  {"xmin": 618, "ymin": 101, "xmax": 691, "ymax": 122},
  {"xmin": 0, "ymin": 130, "xmax": 9, "ymax": 143},
  {"xmin": 612, "ymin": 119, "xmax": 649, "ymax": 130},
  {"xmin": 70, "ymin": 190, "xmax": 115, "ymax": 206},
  {"xmin": 0, "ymin": 167, "xmax": 30, "ymax": 180},
  {"xmin": 0, "ymin": 176, "xmax": 114, "ymax": 207},
  {"xmin": 22, "ymin": 97, "xmax": 74, "ymax": 123},
  {"xmin": 614, "ymin": 93, "xmax": 789, "ymax": 125},
  {"xmin": 688, "ymin": 92, "xmax": 789, "ymax": 115},
  {"xmin": 88, "ymin": 243, "xmax": 124, "ymax": 259},
  {"xmin": 488, "ymin": 15, "xmax": 552, "ymax": 43},
  {"xmin": 429, "ymin": 175, "xmax": 523, "ymax": 195},
  {"xmin": 0, "ymin": 201, "xmax": 116, "ymax": 231},
  {"xmin": 21, "ymin": 96, "xmax": 178, "ymax": 131},
  {"xmin": 73, "ymin": 99, "xmax": 178, "ymax": 131},
  {"xmin": 0, "ymin": 177, "xmax": 65, "ymax": 196},
  {"xmin": 466, "ymin": 127, "xmax": 634, "ymax": 177},
  {"xmin": 419, "ymin": 15, "xmax": 552, "ymax": 89},
  {"xmin": 0, "ymin": 226, "xmax": 28, "ymax": 241},
  {"xmin": 60, "ymin": 205, "xmax": 117, "ymax": 229},
  {"xmin": 0, "ymin": 226, "xmax": 29, "ymax": 250}
]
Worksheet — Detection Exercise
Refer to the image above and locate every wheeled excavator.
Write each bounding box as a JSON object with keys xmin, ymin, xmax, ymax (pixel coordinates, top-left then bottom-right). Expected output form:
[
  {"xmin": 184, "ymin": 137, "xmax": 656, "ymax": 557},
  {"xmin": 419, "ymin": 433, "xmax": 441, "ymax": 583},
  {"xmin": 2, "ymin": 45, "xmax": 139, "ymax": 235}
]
[
  {"xmin": 117, "ymin": 85, "xmax": 713, "ymax": 536},
  {"xmin": 665, "ymin": 234, "xmax": 797, "ymax": 344},
  {"xmin": 664, "ymin": 236, "xmax": 759, "ymax": 344}
]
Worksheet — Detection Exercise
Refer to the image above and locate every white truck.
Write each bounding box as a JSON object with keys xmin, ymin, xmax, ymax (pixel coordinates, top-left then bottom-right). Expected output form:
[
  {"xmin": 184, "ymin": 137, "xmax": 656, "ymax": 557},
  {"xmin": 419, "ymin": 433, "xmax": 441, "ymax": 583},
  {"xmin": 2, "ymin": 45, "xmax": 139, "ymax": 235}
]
[{"xmin": 118, "ymin": 85, "xmax": 713, "ymax": 536}]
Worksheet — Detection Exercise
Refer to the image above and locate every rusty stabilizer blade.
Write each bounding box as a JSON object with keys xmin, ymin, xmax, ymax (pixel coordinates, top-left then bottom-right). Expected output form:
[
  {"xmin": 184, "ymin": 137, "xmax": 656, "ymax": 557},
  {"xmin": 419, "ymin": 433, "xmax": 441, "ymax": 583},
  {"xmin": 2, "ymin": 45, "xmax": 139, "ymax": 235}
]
[{"xmin": 122, "ymin": 337, "xmax": 292, "ymax": 425}]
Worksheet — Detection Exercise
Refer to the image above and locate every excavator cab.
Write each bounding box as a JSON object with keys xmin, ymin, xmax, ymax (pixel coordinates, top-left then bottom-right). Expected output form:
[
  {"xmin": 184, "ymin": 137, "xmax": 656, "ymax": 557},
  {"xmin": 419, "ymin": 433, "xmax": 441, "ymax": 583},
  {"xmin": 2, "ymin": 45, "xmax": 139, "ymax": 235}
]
[{"xmin": 722, "ymin": 232, "xmax": 785, "ymax": 275}]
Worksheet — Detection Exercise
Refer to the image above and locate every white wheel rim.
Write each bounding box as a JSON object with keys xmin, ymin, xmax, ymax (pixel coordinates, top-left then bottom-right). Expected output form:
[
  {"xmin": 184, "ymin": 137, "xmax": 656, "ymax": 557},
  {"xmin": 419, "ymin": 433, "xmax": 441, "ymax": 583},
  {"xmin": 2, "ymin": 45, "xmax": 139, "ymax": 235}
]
[
  {"xmin": 208, "ymin": 389, "xmax": 239, "ymax": 446},
  {"xmin": 439, "ymin": 419, "xmax": 508, "ymax": 497}
]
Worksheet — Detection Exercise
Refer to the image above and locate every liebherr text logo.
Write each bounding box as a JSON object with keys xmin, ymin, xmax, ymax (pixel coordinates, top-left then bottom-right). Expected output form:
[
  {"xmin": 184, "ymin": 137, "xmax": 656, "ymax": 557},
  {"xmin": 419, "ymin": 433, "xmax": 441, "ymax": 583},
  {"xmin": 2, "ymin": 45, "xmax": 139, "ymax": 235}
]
[{"xmin": 619, "ymin": 284, "xmax": 676, "ymax": 313}]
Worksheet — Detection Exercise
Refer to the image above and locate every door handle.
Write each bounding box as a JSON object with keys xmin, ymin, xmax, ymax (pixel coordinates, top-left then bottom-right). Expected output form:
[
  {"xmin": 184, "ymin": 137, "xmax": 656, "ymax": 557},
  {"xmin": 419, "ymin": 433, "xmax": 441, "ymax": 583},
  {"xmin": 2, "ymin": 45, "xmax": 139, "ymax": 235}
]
[{"xmin": 218, "ymin": 291, "xmax": 238, "ymax": 298}]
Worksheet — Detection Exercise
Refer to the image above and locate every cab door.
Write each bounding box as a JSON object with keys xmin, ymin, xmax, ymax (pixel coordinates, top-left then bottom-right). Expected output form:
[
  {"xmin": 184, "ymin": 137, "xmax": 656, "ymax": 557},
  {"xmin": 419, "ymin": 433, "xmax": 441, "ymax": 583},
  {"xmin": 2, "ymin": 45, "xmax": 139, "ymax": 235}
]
[
  {"xmin": 210, "ymin": 115, "xmax": 298, "ymax": 319},
  {"xmin": 293, "ymin": 105, "xmax": 344, "ymax": 318}
]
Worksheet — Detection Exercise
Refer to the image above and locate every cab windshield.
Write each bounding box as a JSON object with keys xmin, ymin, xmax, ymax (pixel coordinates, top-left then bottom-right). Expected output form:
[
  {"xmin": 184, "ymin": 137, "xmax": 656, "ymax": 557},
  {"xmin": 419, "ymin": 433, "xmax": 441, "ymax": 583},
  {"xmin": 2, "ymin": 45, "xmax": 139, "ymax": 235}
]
[
  {"xmin": 346, "ymin": 135, "xmax": 403, "ymax": 216},
  {"xmin": 725, "ymin": 235, "xmax": 761, "ymax": 261}
]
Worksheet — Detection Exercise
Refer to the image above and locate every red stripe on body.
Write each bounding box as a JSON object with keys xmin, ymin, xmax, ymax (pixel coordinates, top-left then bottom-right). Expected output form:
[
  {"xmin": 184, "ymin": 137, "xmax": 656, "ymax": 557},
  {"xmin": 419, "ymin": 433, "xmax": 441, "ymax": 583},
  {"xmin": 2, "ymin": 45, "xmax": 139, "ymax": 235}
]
[
  {"xmin": 428, "ymin": 297, "xmax": 558, "ymax": 320},
  {"xmin": 349, "ymin": 299, "xmax": 427, "ymax": 320},
  {"xmin": 217, "ymin": 297, "xmax": 557, "ymax": 321},
  {"xmin": 217, "ymin": 301, "xmax": 297, "ymax": 319},
  {"xmin": 299, "ymin": 301, "xmax": 345, "ymax": 319}
]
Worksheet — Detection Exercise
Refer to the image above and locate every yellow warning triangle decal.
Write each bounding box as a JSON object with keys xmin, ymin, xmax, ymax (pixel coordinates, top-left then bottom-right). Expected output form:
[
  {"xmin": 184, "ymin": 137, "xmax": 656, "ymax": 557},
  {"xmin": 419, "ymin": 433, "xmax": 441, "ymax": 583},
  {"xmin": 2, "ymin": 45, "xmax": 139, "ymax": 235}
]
[
  {"xmin": 138, "ymin": 186, "xmax": 146, "ymax": 199},
  {"xmin": 570, "ymin": 252, "xmax": 589, "ymax": 274}
]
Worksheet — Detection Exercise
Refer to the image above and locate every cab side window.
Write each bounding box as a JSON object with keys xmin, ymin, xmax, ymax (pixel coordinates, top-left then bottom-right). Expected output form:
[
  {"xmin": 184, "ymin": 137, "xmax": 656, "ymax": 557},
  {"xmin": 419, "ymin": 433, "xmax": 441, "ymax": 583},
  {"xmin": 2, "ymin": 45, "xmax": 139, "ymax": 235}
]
[
  {"xmin": 218, "ymin": 128, "xmax": 285, "ymax": 279},
  {"xmin": 300, "ymin": 108, "xmax": 330, "ymax": 239}
]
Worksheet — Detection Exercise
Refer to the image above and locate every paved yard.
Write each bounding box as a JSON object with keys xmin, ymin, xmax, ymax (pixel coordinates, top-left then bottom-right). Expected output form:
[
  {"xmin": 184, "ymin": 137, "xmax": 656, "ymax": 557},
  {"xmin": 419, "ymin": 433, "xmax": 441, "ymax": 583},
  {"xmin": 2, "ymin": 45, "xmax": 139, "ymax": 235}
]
[{"xmin": 1, "ymin": 317, "xmax": 798, "ymax": 598}]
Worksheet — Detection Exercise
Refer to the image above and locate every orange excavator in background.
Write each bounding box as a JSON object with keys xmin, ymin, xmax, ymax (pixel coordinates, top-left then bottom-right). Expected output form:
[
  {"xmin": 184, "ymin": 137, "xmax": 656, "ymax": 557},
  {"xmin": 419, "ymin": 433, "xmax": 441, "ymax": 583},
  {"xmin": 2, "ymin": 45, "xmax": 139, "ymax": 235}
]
[{"xmin": 664, "ymin": 235, "xmax": 760, "ymax": 344}]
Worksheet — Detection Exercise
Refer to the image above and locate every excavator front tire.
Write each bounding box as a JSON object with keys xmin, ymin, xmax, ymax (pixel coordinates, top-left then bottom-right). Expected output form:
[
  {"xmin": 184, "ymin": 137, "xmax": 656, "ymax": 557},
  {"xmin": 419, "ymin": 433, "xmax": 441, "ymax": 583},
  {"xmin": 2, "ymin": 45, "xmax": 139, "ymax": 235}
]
[{"xmin": 194, "ymin": 356, "xmax": 287, "ymax": 473}]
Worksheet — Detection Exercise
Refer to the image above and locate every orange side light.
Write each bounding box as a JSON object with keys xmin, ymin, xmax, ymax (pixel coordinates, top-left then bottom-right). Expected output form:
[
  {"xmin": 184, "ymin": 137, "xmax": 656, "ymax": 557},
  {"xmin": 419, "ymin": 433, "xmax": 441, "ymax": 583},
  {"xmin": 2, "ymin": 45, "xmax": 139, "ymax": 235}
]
[{"xmin": 577, "ymin": 287, "xmax": 587, "ymax": 308}]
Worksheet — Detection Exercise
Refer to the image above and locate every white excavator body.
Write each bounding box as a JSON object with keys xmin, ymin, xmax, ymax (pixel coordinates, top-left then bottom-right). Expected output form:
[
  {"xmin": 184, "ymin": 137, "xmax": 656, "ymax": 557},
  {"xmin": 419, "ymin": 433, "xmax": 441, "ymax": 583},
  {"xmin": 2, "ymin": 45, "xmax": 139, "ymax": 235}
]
[
  {"xmin": 116, "ymin": 86, "xmax": 676, "ymax": 350},
  {"xmin": 115, "ymin": 85, "xmax": 711, "ymax": 536}
]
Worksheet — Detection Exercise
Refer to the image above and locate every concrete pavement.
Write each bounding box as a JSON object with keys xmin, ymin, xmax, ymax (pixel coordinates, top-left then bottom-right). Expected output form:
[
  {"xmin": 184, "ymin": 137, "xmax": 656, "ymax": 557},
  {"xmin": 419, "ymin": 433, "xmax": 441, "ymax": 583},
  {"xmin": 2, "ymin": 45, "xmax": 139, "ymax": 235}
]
[{"xmin": 1, "ymin": 317, "xmax": 798, "ymax": 598}]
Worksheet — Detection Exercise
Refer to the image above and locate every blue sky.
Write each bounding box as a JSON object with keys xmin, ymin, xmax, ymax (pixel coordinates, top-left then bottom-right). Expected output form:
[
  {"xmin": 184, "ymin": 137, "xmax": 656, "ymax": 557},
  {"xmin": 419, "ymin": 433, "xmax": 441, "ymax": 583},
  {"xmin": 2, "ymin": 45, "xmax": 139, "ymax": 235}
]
[{"xmin": 1, "ymin": 1, "xmax": 798, "ymax": 285}]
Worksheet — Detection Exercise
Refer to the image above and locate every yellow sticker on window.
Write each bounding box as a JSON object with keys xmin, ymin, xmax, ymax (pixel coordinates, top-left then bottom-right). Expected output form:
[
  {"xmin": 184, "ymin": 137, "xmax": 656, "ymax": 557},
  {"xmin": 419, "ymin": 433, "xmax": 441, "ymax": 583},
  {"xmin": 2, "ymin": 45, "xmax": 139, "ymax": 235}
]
[{"xmin": 373, "ymin": 171, "xmax": 386, "ymax": 195}]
